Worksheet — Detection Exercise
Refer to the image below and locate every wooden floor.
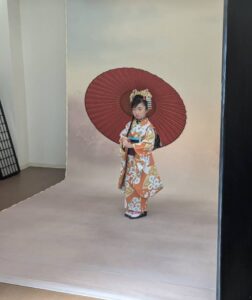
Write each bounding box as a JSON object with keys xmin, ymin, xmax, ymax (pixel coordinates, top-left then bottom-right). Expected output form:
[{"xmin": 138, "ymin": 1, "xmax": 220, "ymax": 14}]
[
  {"xmin": 0, "ymin": 283, "xmax": 96, "ymax": 300},
  {"xmin": 0, "ymin": 167, "xmax": 96, "ymax": 300}
]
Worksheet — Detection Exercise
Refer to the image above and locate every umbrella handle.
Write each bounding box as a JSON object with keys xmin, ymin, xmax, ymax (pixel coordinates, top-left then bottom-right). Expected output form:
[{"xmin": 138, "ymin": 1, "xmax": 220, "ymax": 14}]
[
  {"xmin": 119, "ymin": 116, "xmax": 134, "ymax": 188},
  {"xmin": 119, "ymin": 147, "xmax": 129, "ymax": 189}
]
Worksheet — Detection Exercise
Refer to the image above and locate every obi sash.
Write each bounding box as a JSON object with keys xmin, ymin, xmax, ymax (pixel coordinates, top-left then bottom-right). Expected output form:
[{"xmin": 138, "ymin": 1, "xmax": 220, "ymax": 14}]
[{"xmin": 128, "ymin": 137, "xmax": 140, "ymax": 156}]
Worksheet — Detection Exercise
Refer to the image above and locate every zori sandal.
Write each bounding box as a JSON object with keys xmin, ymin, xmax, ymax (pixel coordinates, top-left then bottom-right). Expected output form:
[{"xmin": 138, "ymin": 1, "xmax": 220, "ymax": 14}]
[
  {"xmin": 124, "ymin": 211, "xmax": 131, "ymax": 218},
  {"xmin": 128, "ymin": 211, "xmax": 148, "ymax": 219}
]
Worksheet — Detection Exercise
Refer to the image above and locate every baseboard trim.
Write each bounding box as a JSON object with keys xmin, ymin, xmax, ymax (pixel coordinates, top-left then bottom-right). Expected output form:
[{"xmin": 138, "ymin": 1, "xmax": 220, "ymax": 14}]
[{"xmin": 20, "ymin": 163, "xmax": 66, "ymax": 170}]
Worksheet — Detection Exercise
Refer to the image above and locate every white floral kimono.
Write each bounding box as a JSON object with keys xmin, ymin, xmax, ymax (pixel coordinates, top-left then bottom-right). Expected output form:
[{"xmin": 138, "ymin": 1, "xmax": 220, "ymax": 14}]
[{"xmin": 118, "ymin": 117, "xmax": 164, "ymax": 213}]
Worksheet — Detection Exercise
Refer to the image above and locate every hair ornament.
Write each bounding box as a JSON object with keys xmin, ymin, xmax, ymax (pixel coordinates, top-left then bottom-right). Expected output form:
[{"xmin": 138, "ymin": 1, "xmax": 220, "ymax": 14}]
[{"xmin": 129, "ymin": 88, "xmax": 152, "ymax": 110}]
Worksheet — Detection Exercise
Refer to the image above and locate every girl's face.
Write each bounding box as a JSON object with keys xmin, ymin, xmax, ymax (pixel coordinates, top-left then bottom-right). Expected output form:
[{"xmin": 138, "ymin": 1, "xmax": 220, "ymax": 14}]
[{"xmin": 132, "ymin": 102, "xmax": 147, "ymax": 120}]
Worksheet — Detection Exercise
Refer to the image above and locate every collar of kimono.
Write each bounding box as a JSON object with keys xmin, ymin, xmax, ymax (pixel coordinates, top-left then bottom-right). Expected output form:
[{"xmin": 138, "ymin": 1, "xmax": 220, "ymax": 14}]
[{"xmin": 135, "ymin": 117, "xmax": 149, "ymax": 125}]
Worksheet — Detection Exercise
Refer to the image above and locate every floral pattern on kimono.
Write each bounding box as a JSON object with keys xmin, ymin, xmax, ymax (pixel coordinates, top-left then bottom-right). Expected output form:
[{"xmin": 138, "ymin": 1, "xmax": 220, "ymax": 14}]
[{"xmin": 118, "ymin": 118, "xmax": 164, "ymax": 199}]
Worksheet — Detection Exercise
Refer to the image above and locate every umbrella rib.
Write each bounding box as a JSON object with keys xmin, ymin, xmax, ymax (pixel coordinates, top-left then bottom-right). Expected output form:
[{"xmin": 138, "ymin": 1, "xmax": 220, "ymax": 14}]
[
  {"xmin": 157, "ymin": 109, "xmax": 187, "ymax": 128},
  {"xmin": 155, "ymin": 120, "xmax": 175, "ymax": 143}
]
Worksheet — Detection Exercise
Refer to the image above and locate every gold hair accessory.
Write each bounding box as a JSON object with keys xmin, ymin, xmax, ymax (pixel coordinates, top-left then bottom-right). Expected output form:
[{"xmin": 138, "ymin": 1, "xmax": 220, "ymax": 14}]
[{"xmin": 129, "ymin": 88, "xmax": 152, "ymax": 110}]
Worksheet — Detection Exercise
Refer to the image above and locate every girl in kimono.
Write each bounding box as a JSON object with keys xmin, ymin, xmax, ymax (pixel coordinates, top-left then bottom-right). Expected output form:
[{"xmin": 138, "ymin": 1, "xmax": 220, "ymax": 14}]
[{"xmin": 118, "ymin": 89, "xmax": 164, "ymax": 219}]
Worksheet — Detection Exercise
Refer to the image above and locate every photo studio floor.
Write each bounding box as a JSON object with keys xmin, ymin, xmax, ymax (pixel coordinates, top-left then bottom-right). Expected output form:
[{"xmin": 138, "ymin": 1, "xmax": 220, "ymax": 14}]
[{"xmin": 0, "ymin": 176, "xmax": 217, "ymax": 300}]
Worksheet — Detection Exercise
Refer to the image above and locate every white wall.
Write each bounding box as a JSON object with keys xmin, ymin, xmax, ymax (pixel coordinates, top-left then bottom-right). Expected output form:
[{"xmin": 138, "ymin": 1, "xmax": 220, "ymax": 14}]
[
  {"xmin": 0, "ymin": 0, "xmax": 66, "ymax": 169},
  {"xmin": 19, "ymin": 0, "xmax": 66, "ymax": 168}
]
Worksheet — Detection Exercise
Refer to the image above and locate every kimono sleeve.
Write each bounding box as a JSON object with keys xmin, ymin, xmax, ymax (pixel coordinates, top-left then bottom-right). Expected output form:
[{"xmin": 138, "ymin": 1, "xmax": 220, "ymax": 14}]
[
  {"xmin": 119, "ymin": 121, "xmax": 131, "ymax": 143},
  {"xmin": 132, "ymin": 126, "xmax": 155, "ymax": 156}
]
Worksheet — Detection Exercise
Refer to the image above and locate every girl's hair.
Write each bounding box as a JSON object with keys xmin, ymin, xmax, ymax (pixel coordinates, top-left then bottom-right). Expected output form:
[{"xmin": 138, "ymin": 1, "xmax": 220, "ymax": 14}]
[
  {"xmin": 130, "ymin": 95, "xmax": 148, "ymax": 110},
  {"xmin": 126, "ymin": 95, "xmax": 147, "ymax": 137}
]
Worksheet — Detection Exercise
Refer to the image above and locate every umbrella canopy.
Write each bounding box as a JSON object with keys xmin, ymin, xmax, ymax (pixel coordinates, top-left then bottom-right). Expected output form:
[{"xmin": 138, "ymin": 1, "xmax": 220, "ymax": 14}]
[{"xmin": 84, "ymin": 67, "xmax": 187, "ymax": 147}]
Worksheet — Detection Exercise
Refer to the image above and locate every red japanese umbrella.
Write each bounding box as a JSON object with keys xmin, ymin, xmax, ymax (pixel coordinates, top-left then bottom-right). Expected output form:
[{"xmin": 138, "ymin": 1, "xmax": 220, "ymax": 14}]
[{"xmin": 84, "ymin": 67, "xmax": 187, "ymax": 147}]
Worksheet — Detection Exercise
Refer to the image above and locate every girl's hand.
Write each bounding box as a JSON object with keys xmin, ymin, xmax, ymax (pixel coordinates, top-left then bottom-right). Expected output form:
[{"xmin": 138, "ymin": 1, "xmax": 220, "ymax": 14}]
[
  {"xmin": 123, "ymin": 140, "xmax": 133, "ymax": 148},
  {"xmin": 119, "ymin": 136, "xmax": 127, "ymax": 143}
]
